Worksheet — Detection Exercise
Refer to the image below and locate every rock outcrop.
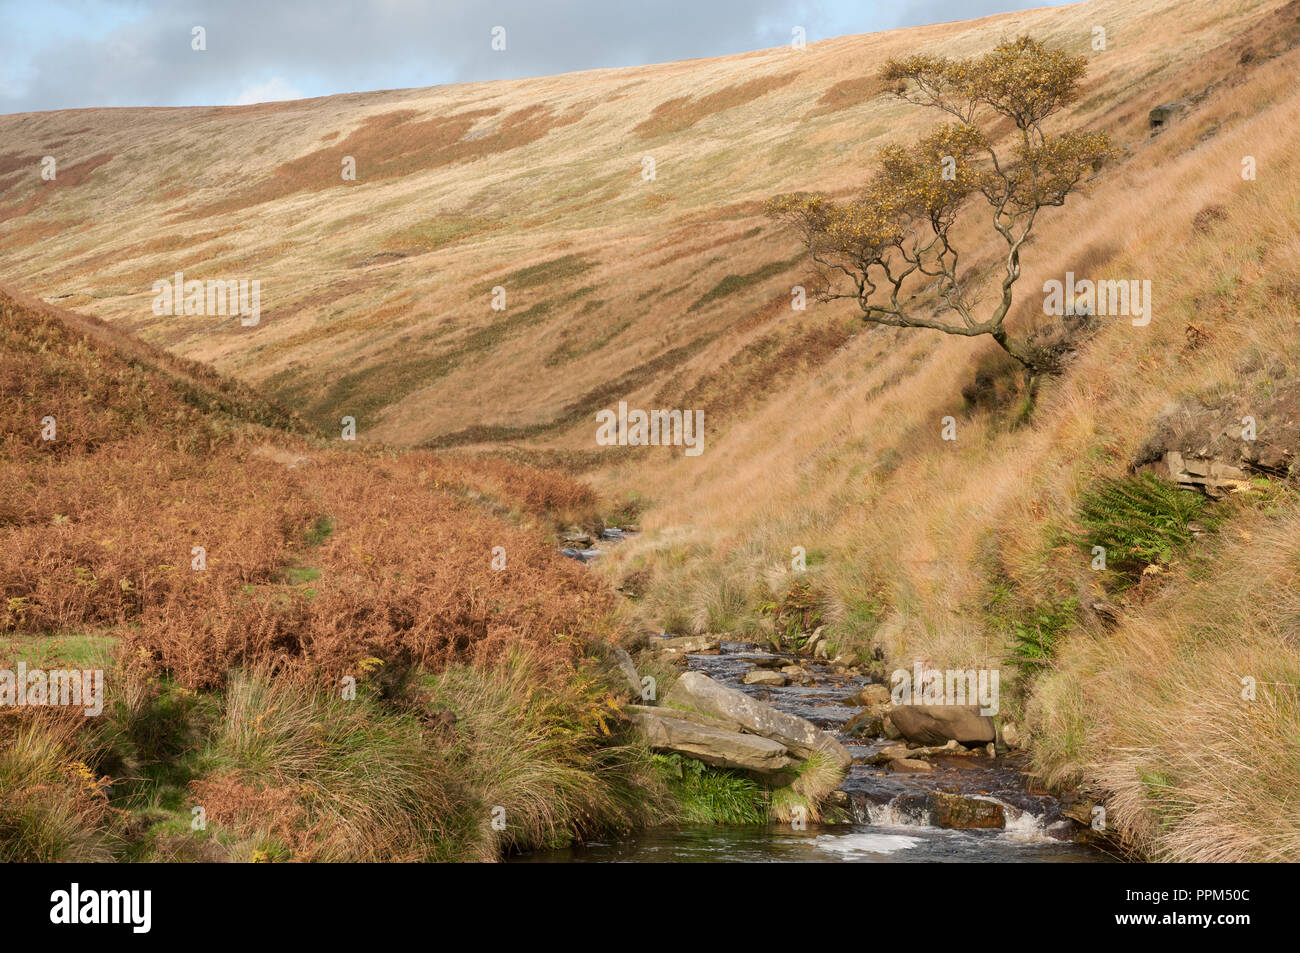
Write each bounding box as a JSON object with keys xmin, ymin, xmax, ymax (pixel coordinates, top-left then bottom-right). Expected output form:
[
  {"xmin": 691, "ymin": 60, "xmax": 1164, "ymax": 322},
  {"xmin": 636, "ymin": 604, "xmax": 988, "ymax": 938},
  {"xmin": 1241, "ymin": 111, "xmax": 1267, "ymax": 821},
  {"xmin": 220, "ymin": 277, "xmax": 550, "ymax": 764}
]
[
  {"xmin": 1148, "ymin": 100, "xmax": 1187, "ymax": 133},
  {"xmin": 1133, "ymin": 375, "xmax": 1299, "ymax": 497},
  {"xmin": 627, "ymin": 671, "xmax": 852, "ymax": 781}
]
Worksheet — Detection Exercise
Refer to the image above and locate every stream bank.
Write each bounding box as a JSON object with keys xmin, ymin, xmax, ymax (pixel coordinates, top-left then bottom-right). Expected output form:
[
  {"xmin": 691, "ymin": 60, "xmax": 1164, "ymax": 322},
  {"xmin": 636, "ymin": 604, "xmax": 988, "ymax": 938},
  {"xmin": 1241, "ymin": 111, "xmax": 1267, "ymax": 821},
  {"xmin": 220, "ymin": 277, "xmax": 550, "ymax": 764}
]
[{"xmin": 520, "ymin": 638, "xmax": 1111, "ymax": 863}]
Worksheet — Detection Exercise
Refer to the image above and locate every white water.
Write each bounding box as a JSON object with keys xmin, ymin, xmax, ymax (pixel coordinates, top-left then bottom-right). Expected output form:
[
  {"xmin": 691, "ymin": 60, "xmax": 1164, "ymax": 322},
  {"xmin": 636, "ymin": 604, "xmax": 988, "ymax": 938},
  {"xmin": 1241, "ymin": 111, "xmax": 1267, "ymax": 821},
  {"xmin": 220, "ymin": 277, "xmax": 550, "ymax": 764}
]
[{"xmin": 813, "ymin": 831, "xmax": 925, "ymax": 856}]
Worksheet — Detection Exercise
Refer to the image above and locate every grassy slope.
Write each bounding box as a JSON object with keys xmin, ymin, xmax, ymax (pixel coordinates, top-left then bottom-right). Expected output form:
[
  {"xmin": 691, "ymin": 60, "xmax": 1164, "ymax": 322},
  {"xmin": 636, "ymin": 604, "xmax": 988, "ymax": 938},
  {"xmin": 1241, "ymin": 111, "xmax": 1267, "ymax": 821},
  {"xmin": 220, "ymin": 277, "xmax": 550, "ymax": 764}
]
[
  {"xmin": 3, "ymin": 0, "xmax": 1299, "ymax": 860},
  {"xmin": 0, "ymin": 288, "xmax": 666, "ymax": 860},
  {"xmin": 599, "ymin": 5, "xmax": 1300, "ymax": 860},
  {"xmin": 0, "ymin": 0, "xmax": 1280, "ymax": 451}
]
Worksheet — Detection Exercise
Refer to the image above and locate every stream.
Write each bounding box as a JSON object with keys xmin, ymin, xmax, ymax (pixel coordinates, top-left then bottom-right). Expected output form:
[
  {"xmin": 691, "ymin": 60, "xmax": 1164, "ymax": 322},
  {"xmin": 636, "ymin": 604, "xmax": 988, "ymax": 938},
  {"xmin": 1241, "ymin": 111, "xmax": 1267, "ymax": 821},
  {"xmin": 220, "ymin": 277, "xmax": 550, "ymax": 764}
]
[
  {"xmin": 519, "ymin": 639, "xmax": 1111, "ymax": 863},
  {"xmin": 520, "ymin": 531, "xmax": 1109, "ymax": 862}
]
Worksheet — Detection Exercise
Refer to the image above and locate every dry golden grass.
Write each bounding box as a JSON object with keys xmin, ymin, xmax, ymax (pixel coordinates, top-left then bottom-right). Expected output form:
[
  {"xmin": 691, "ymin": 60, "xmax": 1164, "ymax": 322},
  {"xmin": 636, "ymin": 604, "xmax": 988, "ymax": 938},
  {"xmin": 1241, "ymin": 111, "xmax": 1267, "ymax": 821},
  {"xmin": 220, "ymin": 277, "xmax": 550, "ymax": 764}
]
[
  {"xmin": 632, "ymin": 72, "xmax": 802, "ymax": 138},
  {"xmin": 1030, "ymin": 502, "xmax": 1300, "ymax": 861}
]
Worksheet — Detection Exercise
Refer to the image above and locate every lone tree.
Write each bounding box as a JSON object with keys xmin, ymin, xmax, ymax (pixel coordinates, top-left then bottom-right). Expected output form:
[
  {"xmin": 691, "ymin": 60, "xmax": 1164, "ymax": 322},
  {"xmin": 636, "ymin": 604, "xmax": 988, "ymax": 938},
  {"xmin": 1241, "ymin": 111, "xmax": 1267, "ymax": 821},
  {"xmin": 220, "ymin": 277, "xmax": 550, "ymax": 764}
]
[{"xmin": 766, "ymin": 36, "xmax": 1112, "ymax": 395}]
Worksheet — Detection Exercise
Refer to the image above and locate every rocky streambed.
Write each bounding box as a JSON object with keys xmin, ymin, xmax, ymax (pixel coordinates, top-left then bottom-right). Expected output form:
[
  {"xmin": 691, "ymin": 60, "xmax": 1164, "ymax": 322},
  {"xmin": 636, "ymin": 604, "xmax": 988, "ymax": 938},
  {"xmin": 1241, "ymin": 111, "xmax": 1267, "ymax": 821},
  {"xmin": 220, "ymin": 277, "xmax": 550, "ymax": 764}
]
[
  {"xmin": 521, "ymin": 638, "xmax": 1111, "ymax": 863},
  {"xmin": 541, "ymin": 528, "xmax": 1109, "ymax": 862}
]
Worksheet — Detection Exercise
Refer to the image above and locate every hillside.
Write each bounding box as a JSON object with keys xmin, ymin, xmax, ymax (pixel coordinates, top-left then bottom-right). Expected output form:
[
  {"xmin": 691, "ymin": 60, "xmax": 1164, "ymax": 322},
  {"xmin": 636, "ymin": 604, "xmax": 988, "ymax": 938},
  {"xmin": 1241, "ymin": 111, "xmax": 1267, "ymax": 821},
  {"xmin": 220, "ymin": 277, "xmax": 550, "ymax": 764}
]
[
  {"xmin": 3, "ymin": 0, "xmax": 1300, "ymax": 862},
  {"xmin": 0, "ymin": 286, "xmax": 665, "ymax": 861},
  {"xmin": 0, "ymin": 0, "xmax": 1292, "ymax": 452}
]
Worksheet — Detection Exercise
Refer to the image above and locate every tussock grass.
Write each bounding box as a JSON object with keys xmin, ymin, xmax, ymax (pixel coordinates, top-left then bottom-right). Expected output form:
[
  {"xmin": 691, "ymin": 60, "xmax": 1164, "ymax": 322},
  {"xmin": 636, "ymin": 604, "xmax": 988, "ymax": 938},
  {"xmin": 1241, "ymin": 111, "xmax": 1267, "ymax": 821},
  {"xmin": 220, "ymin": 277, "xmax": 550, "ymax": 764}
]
[
  {"xmin": 193, "ymin": 668, "xmax": 459, "ymax": 862},
  {"xmin": 426, "ymin": 649, "xmax": 669, "ymax": 856},
  {"xmin": 770, "ymin": 751, "xmax": 846, "ymax": 824},
  {"xmin": 1030, "ymin": 501, "xmax": 1300, "ymax": 861},
  {"xmin": 0, "ymin": 719, "xmax": 117, "ymax": 862}
]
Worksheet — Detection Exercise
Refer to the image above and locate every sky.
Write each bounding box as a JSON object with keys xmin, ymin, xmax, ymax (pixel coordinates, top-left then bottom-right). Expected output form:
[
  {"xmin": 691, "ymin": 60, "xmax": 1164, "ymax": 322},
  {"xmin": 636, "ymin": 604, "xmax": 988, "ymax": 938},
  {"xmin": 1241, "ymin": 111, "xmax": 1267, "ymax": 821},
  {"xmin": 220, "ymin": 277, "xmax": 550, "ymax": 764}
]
[{"xmin": 0, "ymin": 0, "xmax": 1076, "ymax": 114}]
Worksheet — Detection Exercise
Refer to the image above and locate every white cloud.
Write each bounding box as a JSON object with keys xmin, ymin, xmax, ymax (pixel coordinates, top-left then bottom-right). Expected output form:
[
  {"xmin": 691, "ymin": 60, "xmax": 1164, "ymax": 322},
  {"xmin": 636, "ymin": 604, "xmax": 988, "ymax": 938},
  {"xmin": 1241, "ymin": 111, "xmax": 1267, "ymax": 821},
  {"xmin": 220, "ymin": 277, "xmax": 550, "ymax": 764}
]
[
  {"xmin": 2, "ymin": 0, "xmax": 1076, "ymax": 113},
  {"xmin": 233, "ymin": 76, "xmax": 305, "ymax": 106}
]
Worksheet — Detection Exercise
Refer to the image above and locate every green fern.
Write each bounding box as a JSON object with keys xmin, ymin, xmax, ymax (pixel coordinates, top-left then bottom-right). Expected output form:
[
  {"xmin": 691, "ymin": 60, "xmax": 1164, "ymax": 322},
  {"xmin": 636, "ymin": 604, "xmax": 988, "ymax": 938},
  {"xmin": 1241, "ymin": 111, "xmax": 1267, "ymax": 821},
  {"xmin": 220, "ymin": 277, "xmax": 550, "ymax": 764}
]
[
  {"xmin": 1007, "ymin": 598, "xmax": 1078, "ymax": 676},
  {"xmin": 1073, "ymin": 473, "xmax": 1210, "ymax": 575}
]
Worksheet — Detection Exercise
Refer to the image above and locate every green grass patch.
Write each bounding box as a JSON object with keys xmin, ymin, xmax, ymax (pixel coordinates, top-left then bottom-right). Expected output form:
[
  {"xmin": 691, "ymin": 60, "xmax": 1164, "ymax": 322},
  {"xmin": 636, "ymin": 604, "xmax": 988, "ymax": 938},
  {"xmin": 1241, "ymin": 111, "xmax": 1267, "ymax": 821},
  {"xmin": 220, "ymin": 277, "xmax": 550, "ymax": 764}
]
[
  {"xmin": 383, "ymin": 215, "xmax": 498, "ymax": 253},
  {"xmin": 0, "ymin": 631, "xmax": 117, "ymax": 669},
  {"xmin": 303, "ymin": 516, "xmax": 334, "ymax": 547},
  {"xmin": 544, "ymin": 316, "xmax": 630, "ymax": 367},
  {"xmin": 687, "ymin": 257, "xmax": 801, "ymax": 312},
  {"xmin": 280, "ymin": 566, "xmax": 321, "ymax": 586},
  {"xmin": 655, "ymin": 754, "xmax": 766, "ymax": 825},
  {"xmin": 469, "ymin": 253, "xmax": 596, "ymax": 298},
  {"xmin": 285, "ymin": 299, "xmax": 555, "ymax": 431}
]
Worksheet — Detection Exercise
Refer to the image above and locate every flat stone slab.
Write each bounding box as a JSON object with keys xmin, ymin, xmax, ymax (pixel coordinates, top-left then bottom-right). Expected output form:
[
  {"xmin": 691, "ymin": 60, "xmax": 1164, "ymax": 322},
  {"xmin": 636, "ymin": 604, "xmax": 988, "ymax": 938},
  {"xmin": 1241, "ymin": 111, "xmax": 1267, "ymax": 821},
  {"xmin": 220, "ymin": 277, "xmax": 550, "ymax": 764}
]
[
  {"xmin": 628, "ymin": 707, "xmax": 796, "ymax": 774},
  {"xmin": 651, "ymin": 635, "xmax": 720, "ymax": 655},
  {"xmin": 665, "ymin": 671, "xmax": 852, "ymax": 772}
]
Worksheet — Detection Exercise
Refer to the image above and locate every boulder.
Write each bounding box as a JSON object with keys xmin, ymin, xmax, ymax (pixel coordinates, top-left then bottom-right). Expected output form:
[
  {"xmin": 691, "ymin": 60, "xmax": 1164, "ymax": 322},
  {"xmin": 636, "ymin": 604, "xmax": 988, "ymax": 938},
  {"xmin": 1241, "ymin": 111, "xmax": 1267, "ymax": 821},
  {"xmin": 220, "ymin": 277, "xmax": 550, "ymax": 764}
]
[
  {"xmin": 873, "ymin": 743, "xmax": 914, "ymax": 762},
  {"xmin": 665, "ymin": 671, "xmax": 852, "ymax": 772},
  {"xmin": 1060, "ymin": 787, "xmax": 1106, "ymax": 828},
  {"xmin": 743, "ymin": 669, "xmax": 788, "ymax": 687},
  {"xmin": 889, "ymin": 704, "xmax": 996, "ymax": 747},
  {"xmin": 895, "ymin": 792, "xmax": 1005, "ymax": 829},
  {"xmin": 1149, "ymin": 100, "xmax": 1186, "ymax": 133},
  {"xmin": 627, "ymin": 706, "xmax": 796, "ymax": 775},
  {"xmin": 846, "ymin": 684, "xmax": 892, "ymax": 708},
  {"xmin": 843, "ymin": 708, "xmax": 884, "ymax": 738},
  {"xmin": 887, "ymin": 758, "xmax": 935, "ymax": 773}
]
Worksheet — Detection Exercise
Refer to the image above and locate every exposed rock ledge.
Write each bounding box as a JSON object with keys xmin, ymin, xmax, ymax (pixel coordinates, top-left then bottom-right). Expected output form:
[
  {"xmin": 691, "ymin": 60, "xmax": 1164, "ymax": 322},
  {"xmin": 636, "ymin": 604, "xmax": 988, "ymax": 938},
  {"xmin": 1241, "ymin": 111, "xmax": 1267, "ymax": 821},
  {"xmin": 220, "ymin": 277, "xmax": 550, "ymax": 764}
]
[{"xmin": 1133, "ymin": 375, "xmax": 1299, "ymax": 497}]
